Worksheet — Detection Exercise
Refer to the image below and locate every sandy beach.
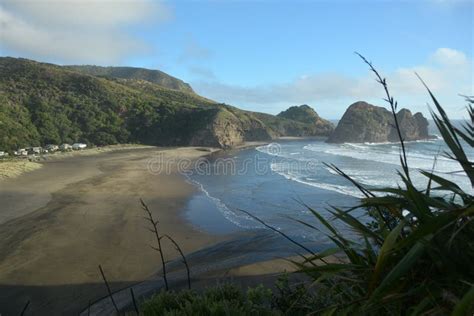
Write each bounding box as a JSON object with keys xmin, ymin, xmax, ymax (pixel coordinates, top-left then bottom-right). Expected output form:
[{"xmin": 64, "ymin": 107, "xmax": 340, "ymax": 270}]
[{"xmin": 0, "ymin": 146, "xmax": 229, "ymax": 315}]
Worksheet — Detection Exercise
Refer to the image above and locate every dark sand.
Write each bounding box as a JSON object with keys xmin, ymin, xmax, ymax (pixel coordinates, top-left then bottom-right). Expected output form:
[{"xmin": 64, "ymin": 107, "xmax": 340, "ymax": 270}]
[{"xmin": 0, "ymin": 147, "xmax": 227, "ymax": 315}]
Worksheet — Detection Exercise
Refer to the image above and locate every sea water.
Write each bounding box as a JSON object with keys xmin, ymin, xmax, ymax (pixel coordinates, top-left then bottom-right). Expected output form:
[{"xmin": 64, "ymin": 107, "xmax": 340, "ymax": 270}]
[{"xmin": 184, "ymin": 121, "xmax": 473, "ymax": 247}]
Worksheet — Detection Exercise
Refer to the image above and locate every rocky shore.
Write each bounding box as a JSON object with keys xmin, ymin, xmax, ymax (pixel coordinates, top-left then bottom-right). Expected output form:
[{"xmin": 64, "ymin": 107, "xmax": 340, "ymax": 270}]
[{"xmin": 327, "ymin": 101, "xmax": 433, "ymax": 143}]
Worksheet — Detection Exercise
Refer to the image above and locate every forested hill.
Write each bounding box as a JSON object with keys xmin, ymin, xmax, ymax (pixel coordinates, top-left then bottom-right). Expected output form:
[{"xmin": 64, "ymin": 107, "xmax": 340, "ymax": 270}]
[
  {"xmin": 65, "ymin": 65, "xmax": 194, "ymax": 93},
  {"xmin": 0, "ymin": 57, "xmax": 332, "ymax": 152}
]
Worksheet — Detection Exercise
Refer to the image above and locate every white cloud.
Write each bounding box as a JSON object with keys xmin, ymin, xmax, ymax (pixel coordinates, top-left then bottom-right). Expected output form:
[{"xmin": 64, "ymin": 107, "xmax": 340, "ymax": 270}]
[
  {"xmin": 193, "ymin": 48, "xmax": 473, "ymax": 118},
  {"xmin": 194, "ymin": 73, "xmax": 375, "ymax": 106},
  {"xmin": 0, "ymin": 0, "xmax": 171, "ymax": 64},
  {"xmin": 431, "ymin": 48, "xmax": 469, "ymax": 66}
]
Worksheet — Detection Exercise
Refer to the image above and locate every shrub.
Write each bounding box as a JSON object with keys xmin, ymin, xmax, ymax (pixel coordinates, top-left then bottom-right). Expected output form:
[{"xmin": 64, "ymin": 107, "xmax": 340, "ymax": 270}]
[
  {"xmin": 290, "ymin": 56, "xmax": 474, "ymax": 315},
  {"xmin": 140, "ymin": 284, "xmax": 276, "ymax": 315}
]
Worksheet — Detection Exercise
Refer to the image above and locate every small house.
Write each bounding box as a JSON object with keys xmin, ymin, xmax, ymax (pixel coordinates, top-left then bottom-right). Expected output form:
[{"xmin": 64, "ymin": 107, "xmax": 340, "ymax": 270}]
[
  {"xmin": 15, "ymin": 149, "xmax": 28, "ymax": 156},
  {"xmin": 28, "ymin": 147, "xmax": 42, "ymax": 155},
  {"xmin": 72, "ymin": 143, "xmax": 87, "ymax": 150},
  {"xmin": 45, "ymin": 144, "xmax": 59, "ymax": 152},
  {"xmin": 60, "ymin": 144, "xmax": 72, "ymax": 151}
]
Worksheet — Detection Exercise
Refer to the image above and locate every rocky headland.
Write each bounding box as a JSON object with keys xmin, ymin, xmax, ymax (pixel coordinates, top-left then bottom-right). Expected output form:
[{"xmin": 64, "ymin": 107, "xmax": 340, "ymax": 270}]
[{"xmin": 327, "ymin": 101, "xmax": 433, "ymax": 143}]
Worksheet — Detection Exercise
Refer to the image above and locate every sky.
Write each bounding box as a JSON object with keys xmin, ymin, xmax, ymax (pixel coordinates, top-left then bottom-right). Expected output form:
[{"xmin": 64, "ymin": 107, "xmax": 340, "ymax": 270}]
[{"xmin": 0, "ymin": 0, "xmax": 473, "ymax": 119}]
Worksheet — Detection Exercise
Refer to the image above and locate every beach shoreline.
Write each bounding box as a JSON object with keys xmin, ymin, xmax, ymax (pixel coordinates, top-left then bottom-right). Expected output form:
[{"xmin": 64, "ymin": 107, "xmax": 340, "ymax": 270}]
[
  {"xmin": 0, "ymin": 146, "xmax": 237, "ymax": 315},
  {"xmin": 83, "ymin": 231, "xmax": 316, "ymax": 315},
  {"xmin": 0, "ymin": 144, "xmax": 155, "ymax": 181}
]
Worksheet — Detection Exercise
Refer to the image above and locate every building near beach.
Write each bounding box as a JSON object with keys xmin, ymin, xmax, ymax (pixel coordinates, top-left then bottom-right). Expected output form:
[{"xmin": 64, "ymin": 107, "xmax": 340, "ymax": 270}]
[
  {"xmin": 45, "ymin": 144, "xmax": 59, "ymax": 152},
  {"xmin": 14, "ymin": 149, "xmax": 28, "ymax": 156},
  {"xmin": 72, "ymin": 143, "xmax": 87, "ymax": 150},
  {"xmin": 60, "ymin": 144, "xmax": 72, "ymax": 151},
  {"xmin": 28, "ymin": 147, "xmax": 42, "ymax": 155}
]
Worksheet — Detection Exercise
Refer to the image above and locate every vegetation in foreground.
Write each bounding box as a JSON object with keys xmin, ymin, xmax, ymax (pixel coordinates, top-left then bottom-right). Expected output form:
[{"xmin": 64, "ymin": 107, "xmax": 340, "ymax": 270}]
[
  {"xmin": 140, "ymin": 284, "xmax": 275, "ymax": 315},
  {"xmin": 138, "ymin": 276, "xmax": 341, "ymax": 315},
  {"xmin": 285, "ymin": 56, "xmax": 474, "ymax": 315},
  {"xmin": 138, "ymin": 57, "xmax": 474, "ymax": 315}
]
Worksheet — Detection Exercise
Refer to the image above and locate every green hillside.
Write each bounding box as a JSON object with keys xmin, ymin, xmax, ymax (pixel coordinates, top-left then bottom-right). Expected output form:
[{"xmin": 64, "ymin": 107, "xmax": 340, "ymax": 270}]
[
  {"xmin": 0, "ymin": 57, "xmax": 221, "ymax": 150},
  {"xmin": 65, "ymin": 65, "xmax": 194, "ymax": 93},
  {"xmin": 0, "ymin": 57, "xmax": 332, "ymax": 152}
]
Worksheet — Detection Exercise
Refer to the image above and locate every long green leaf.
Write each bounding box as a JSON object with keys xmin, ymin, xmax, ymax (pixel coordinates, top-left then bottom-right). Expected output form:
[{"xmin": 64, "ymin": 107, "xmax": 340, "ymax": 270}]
[
  {"xmin": 329, "ymin": 208, "xmax": 384, "ymax": 244},
  {"xmin": 369, "ymin": 220, "xmax": 405, "ymax": 293},
  {"xmin": 452, "ymin": 285, "xmax": 474, "ymax": 316},
  {"xmin": 420, "ymin": 170, "xmax": 467, "ymax": 199},
  {"xmin": 370, "ymin": 239, "xmax": 427, "ymax": 300}
]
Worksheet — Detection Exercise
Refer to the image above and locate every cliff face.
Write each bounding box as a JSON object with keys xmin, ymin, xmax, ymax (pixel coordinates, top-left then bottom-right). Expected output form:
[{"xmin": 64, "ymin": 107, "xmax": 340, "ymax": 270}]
[
  {"xmin": 189, "ymin": 107, "xmax": 272, "ymax": 148},
  {"xmin": 327, "ymin": 101, "xmax": 431, "ymax": 143}
]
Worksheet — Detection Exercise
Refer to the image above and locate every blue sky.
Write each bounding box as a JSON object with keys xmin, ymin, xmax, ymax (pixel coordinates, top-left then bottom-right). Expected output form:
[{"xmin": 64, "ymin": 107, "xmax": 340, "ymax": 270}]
[{"xmin": 1, "ymin": 0, "xmax": 472, "ymax": 118}]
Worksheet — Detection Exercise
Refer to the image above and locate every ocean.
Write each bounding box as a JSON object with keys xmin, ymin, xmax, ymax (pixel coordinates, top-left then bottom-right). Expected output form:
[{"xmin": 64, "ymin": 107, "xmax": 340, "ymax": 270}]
[{"xmin": 183, "ymin": 121, "xmax": 473, "ymax": 248}]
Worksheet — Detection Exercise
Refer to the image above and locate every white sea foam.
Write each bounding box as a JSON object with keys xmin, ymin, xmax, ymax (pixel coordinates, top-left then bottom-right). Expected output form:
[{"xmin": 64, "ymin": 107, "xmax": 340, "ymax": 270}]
[
  {"xmin": 344, "ymin": 143, "xmax": 369, "ymax": 150},
  {"xmin": 271, "ymin": 163, "xmax": 363, "ymax": 198},
  {"xmin": 324, "ymin": 166, "xmax": 340, "ymax": 175},
  {"xmin": 303, "ymin": 144, "xmax": 327, "ymax": 152},
  {"xmin": 285, "ymin": 143, "xmax": 446, "ymax": 193},
  {"xmin": 354, "ymin": 138, "xmax": 438, "ymax": 146},
  {"xmin": 305, "ymin": 140, "xmax": 471, "ymax": 192},
  {"xmin": 320, "ymin": 145, "xmax": 459, "ymax": 172},
  {"xmin": 255, "ymin": 145, "xmax": 268, "ymax": 154},
  {"xmin": 272, "ymin": 158, "xmax": 459, "ymax": 198},
  {"xmin": 255, "ymin": 144, "xmax": 281, "ymax": 157},
  {"xmin": 302, "ymin": 135, "xmax": 458, "ymax": 192},
  {"xmin": 184, "ymin": 176, "xmax": 259, "ymax": 229},
  {"xmin": 257, "ymin": 145, "xmax": 320, "ymax": 163},
  {"xmin": 291, "ymin": 176, "xmax": 363, "ymax": 198}
]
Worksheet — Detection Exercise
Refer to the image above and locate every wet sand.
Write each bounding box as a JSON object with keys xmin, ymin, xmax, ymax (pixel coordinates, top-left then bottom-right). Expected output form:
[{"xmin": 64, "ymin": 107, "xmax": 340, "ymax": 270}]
[
  {"xmin": 0, "ymin": 147, "xmax": 227, "ymax": 315},
  {"xmin": 83, "ymin": 230, "xmax": 326, "ymax": 315}
]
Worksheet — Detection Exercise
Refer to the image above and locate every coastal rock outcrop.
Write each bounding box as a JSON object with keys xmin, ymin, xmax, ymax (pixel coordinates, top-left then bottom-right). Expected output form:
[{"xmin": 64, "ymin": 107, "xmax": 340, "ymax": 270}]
[
  {"xmin": 190, "ymin": 107, "xmax": 272, "ymax": 148},
  {"xmin": 327, "ymin": 101, "xmax": 432, "ymax": 143},
  {"xmin": 276, "ymin": 104, "xmax": 334, "ymax": 136}
]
